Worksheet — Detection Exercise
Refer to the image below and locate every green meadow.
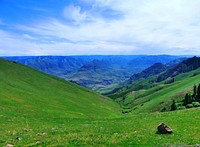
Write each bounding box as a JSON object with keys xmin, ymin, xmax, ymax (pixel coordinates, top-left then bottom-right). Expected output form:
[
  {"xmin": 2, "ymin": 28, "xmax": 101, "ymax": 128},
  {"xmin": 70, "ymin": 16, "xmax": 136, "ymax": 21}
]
[
  {"xmin": 1, "ymin": 109, "xmax": 200, "ymax": 146},
  {"xmin": 1, "ymin": 58, "xmax": 200, "ymax": 146},
  {"xmin": 110, "ymin": 68, "xmax": 200, "ymax": 113}
]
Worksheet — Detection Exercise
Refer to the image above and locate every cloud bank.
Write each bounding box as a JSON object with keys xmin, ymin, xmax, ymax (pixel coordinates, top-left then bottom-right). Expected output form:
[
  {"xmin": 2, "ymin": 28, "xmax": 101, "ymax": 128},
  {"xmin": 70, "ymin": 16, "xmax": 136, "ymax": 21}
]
[{"xmin": 0, "ymin": 0, "xmax": 200, "ymax": 56}]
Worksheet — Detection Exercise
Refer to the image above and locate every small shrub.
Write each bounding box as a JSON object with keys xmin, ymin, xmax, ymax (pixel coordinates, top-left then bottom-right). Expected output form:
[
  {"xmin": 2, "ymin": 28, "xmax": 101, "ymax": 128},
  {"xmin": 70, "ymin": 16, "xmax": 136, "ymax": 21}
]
[
  {"xmin": 164, "ymin": 78, "xmax": 175, "ymax": 84},
  {"xmin": 191, "ymin": 73, "xmax": 197, "ymax": 77},
  {"xmin": 160, "ymin": 107, "xmax": 166, "ymax": 112},
  {"xmin": 171, "ymin": 100, "xmax": 177, "ymax": 111},
  {"xmin": 177, "ymin": 106, "xmax": 186, "ymax": 110},
  {"xmin": 176, "ymin": 102, "xmax": 183, "ymax": 107},
  {"xmin": 186, "ymin": 104, "xmax": 193, "ymax": 108},
  {"xmin": 160, "ymin": 101, "xmax": 164, "ymax": 104},
  {"xmin": 133, "ymin": 107, "xmax": 138, "ymax": 110},
  {"xmin": 192, "ymin": 102, "xmax": 200, "ymax": 107},
  {"xmin": 122, "ymin": 109, "xmax": 132, "ymax": 114},
  {"xmin": 155, "ymin": 87, "xmax": 163, "ymax": 92}
]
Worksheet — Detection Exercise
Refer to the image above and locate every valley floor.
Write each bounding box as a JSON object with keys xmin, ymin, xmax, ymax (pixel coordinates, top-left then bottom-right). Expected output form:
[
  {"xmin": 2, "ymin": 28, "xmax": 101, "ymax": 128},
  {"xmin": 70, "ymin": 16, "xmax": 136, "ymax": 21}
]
[{"xmin": 1, "ymin": 108, "xmax": 200, "ymax": 146}]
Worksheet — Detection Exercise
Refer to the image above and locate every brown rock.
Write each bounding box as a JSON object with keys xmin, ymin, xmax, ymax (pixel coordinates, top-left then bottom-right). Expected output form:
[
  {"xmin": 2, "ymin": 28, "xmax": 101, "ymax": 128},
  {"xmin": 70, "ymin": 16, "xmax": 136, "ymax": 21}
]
[{"xmin": 157, "ymin": 122, "xmax": 173, "ymax": 134}]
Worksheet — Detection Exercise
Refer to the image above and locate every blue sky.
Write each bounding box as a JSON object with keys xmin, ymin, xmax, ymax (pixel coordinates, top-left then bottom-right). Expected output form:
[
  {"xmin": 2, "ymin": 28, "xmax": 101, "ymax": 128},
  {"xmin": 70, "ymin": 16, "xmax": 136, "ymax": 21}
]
[{"xmin": 0, "ymin": 0, "xmax": 200, "ymax": 56}]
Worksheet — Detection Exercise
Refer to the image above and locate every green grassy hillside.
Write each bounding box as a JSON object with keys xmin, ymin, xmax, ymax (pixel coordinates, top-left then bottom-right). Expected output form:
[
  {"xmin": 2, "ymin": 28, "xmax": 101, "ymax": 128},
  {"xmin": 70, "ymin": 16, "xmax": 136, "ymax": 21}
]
[
  {"xmin": 6, "ymin": 55, "xmax": 181, "ymax": 94},
  {"xmin": 0, "ymin": 58, "xmax": 120, "ymax": 119},
  {"xmin": 1, "ymin": 106, "xmax": 200, "ymax": 146},
  {"xmin": 110, "ymin": 68, "xmax": 200, "ymax": 113},
  {"xmin": 1, "ymin": 58, "xmax": 200, "ymax": 146}
]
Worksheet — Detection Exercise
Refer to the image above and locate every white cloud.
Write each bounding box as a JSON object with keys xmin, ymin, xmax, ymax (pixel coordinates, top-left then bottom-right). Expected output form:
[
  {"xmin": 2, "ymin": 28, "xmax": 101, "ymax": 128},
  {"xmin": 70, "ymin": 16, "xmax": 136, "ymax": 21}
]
[
  {"xmin": 0, "ymin": 30, "xmax": 37, "ymax": 56},
  {"xmin": 23, "ymin": 34, "xmax": 36, "ymax": 40},
  {"xmin": 0, "ymin": 29, "xmax": 137, "ymax": 56},
  {"xmin": 1, "ymin": 0, "xmax": 200, "ymax": 55},
  {"xmin": 63, "ymin": 5, "xmax": 87, "ymax": 23}
]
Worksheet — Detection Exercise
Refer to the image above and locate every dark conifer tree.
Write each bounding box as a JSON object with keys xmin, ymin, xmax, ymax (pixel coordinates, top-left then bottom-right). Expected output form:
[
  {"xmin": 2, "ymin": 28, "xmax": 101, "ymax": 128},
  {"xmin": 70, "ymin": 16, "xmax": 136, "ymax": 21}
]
[
  {"xmin": 196, "ymin": 84, "xmax": 200, "ymax": 102},
  {"xmin": 171, "ymin": 100, "xmax": 177, "ymax": 111},
  {"xmin": 184, "ymin": 93, "xmax": 192, "ymax": 105},
  {"xmin": 192, "ymin": 85, "xmax": 197, "ymax": 100}
]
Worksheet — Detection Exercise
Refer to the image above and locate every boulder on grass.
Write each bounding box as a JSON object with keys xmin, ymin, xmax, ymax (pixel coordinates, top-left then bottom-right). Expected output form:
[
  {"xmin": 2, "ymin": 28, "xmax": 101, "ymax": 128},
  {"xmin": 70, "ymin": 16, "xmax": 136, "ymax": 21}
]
[{"xmin": 157, "ymin": 122, "xmax": 173, "ymax": 134}]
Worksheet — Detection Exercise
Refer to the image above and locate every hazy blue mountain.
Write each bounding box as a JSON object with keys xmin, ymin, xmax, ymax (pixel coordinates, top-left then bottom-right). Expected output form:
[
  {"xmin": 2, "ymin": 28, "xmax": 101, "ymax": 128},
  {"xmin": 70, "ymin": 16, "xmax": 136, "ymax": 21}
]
[
  {"xmin": 157, "ymin": 56, "xmax": 200, "ymax": 82},
  {"xmin": 108, "ymin": 56, "xmax": 199, "ymax": 97},
  {"xmin": 129, "ymin": 63, "xmax": 167, "ymax": 82},
  {"xmin": 67, "ymin": 55, "xmax": 182, "ymax": 92},
  {"xmin": 4, "ymin": 55, "xmax": 182, "ymax": 93},
  {"xmin": 5, "ymin": 56, "xmax": 94, "ymax": 76}
]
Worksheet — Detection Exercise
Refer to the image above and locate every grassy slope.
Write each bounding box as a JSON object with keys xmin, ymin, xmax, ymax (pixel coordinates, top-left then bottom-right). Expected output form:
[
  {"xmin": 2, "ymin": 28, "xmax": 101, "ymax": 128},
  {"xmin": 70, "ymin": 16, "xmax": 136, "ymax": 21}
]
[
  {"xmin": 1, "ymin": 58, "xmax": 200, "ymax": 146},
  {"xmin": 1, "ymin": 107, "xmax": 200, "ymax": 146},
  {"xmin": 0, "ymin": 58, "xmax": 120, "ymax": 119},
  {"xmin": 110, "ymin": 68, "xmax": 200, "ymax": 113}
]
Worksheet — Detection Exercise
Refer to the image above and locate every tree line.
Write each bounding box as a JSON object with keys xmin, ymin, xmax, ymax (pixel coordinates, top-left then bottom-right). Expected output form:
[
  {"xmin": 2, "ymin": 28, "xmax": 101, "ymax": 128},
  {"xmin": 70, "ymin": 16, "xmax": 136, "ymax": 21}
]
[
  {"xmin": 184, "ymin": 84, "xmax": 200, "ymax": 105},
  {"xmin": 171, "ymin": 83, "xmax": 200, "ymax": 110}
]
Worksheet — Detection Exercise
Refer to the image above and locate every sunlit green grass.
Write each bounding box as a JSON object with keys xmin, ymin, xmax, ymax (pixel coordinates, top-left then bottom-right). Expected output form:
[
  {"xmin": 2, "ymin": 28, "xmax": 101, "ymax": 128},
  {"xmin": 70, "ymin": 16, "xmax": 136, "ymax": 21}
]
[
  {"xmin": 1, "ymin": 108, "xmax": 200, "ymax": 146},
  {"xmin": 0, "ymin": 58, "xmax": 120, "ymax": 119},
  {"xmin": 1, "ymin": 58, "xmax": 200, "ymax": 146},
  {"xmin": 114, "ymin": 68, "xmax": 200, "ymax": 113}
]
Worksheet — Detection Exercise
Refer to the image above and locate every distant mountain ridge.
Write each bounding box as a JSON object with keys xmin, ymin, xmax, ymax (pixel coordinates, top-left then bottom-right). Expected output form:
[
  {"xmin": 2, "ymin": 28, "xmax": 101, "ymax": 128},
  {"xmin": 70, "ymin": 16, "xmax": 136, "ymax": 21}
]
[
  {"xmin": 5, "ymin": 56, "xmax": 92, "ymax": 76},
  {"xmin": 4, "ymin": 55, "xmax": 182, "ymax": 93},
  {"xmin": 129, "ymin": 63, "xmax": 167, "ymax": 82},
  {"xmin": 157, "ymin": 56, "xmax": 200, "ymax": 82},
  {"xmin": 127, "ymin": 57, "xmax": 188, "ymax": 83},
  {"xmin": 108, "ymin": 56, "xmax": 200, "ymax": 113}
]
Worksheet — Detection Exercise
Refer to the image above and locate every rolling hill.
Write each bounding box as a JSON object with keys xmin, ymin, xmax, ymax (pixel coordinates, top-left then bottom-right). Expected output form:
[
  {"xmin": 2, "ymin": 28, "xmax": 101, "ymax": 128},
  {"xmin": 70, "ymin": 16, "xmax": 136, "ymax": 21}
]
[
  {"xmin": 4, "ymin": 55, "xmax": 182, "ymax": 94},
  {"xmin": 0, "ymin": 58, "xmax": 120, "ymax": 119},
  {"xmin": 1, "ymin": 58, "xmax": 200, "ymax": 146},
  {"xmin": 108, "ymin": 57, "xmax": 200, "ymax": 113},
  {"xmin": 129, "ymin": 62, "xmax": 167, "ymax": 82}
]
